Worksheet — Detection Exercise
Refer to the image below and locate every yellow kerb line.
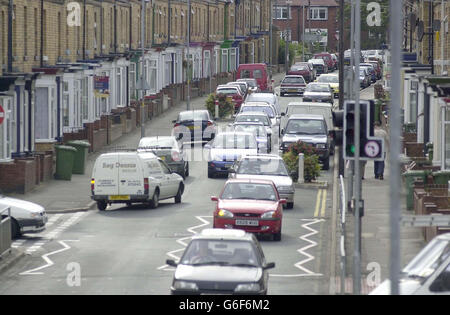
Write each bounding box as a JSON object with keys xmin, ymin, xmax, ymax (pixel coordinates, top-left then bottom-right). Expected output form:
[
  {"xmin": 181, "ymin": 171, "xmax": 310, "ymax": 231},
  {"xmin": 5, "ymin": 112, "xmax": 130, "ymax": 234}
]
[
  {"xmin": 314, "ymin": 189, "xmax": 323, "ymax": 217},
  {"xmin": 320, "ymin": 189, "xmax": 327, "ymax": 218}
]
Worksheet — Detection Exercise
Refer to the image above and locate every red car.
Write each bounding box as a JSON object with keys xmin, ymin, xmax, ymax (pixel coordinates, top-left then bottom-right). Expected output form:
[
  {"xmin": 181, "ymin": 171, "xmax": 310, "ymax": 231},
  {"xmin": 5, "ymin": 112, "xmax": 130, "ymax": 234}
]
[
  {"xmin": 288, "ymin": 63, "xmax": 313, "ymax": 83},
  {"xmin": 211, "ymin": 179, "xmax": 286, "ymax": 241},
  {"xmin": 314, "ymin": 53, "xmax": 335, "ymax": 71},
  {"xmin": 215, "ymin": 85, "xmax": 244, "ymax": 113},
  {"xmin": 367, "ymin": 61, "xmax": 382, "ymax": 80}
]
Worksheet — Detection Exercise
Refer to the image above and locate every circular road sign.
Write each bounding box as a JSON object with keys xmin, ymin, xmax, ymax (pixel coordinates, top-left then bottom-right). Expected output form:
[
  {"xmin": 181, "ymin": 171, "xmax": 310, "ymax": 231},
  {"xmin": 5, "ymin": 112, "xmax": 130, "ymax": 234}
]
[
  {"xmin": 364, "ymin": 140, "xmax": 381, "ymax": 158},
  {"xmin": 0, "ymin": 105, "xmax": 5, "ymax": 125}
]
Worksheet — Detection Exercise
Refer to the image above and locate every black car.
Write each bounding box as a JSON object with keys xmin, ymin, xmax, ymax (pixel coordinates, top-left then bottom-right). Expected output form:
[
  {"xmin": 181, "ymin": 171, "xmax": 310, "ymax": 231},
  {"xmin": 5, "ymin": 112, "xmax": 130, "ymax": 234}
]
[
  {"xmin": 172, "ymin": 110, "xmax": 216, "ymax": 145},
  {"xmin": 166, "ymin": 228, "xmax": 275, "ymax": 295}
]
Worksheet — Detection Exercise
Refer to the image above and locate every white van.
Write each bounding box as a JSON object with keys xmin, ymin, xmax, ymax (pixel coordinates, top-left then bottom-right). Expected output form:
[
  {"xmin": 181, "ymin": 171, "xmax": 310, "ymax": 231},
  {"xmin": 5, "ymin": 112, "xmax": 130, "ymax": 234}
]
[
  {"xmin": 281, "ymin": 102, "xmax": 334, "ymax": 131},
  {"xmin": 91, "ymin": 152, "xmax": 184, "ymax": 210}
]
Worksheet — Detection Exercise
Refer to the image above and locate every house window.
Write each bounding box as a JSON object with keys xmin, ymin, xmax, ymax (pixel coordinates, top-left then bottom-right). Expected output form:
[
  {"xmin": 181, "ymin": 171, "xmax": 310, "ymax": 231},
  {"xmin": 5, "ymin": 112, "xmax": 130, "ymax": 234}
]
[
  {"xmin": 221, "ymin": 49, "xmax": 228, "ymax": 72},
  {"xmin": 164, "ymin": 54, "xmax": 172, "ymax": 86},
  {"xmin": 116, "ymin": 68, "xmax": 122, "ymax": 106},
  {"xmin": 147, "ymin": 60, "xmax": 158, "ymax": 94},
  {"xmin": 230, "ymin": 48, "xmax": 237, "ymax": 72},
  {"xmin": 63, "ymin": 81, "xmax": 69, "ymax": 128},
  {"xmin": 309, "ymin": 7, "xmax": 328, "ymax": 21},
  {"xmin": 204, "ymin": 50, "xmax": 211, "ymax": 77},
  {"xmin": 273, "ymin": 6, "xmax": 291, "ymax": 20},
  {"xmin": 81, "ymin": 77, "xmax": 89, "ymax": 121},
  {"xmin": 129, "ymin": 63, "xmax": 136, "ymax": 100}
]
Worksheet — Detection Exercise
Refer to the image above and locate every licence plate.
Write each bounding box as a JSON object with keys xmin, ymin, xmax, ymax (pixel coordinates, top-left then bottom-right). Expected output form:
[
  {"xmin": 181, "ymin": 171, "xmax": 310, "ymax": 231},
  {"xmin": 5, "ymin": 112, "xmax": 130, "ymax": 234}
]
[
  {"xmin": 235, "ymin": 220, "xmax": 259, "ymax": 226},
  {"xmin": 289, "ymin": 89, "xmax": 297, "ymax": 92},
  {"xmin": 188, "ymin": 126, "xmax": 200, "ymax": 130},
  {"xmin": 109, "ymin": 195, "xmax": 130, "ymax": 201},
  {"xmin": 160, "ymin": 156, "xmax": 165, "ymax": 161}
]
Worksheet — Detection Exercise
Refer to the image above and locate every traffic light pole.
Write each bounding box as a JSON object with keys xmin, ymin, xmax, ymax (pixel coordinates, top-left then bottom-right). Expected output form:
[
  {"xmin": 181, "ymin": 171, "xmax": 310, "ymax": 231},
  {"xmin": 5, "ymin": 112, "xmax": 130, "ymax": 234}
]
[{"xmin": 353, "ymin": 0, "xmax": 362, "ymax": 296}]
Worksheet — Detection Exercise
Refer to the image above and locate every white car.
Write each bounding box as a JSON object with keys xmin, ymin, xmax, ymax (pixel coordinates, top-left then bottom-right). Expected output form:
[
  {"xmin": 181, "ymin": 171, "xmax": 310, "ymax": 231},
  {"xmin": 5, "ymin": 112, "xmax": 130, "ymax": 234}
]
[
  {"xmin": 239, "ymin": 102, "xmax": 280, "ymax": 129},
  {"xmin": 206, "ymin": 132, "xmax": 258, "ymax": 178},
  {"xmin": 244, "ymin": 92, "xmax": 281, "ymax": 116},
  {"xmin": 0, "ymin": 195, "xmax": 47, "ymax": 238}
]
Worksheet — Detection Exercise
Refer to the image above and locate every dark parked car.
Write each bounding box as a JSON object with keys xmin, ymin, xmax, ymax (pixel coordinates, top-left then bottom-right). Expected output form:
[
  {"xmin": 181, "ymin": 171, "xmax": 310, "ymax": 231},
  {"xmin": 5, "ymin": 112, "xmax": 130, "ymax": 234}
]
[
  {"xmin": 280, "ymin": 75, "xmax": 307, "ymax": 97},
  {"xmin": 167, "ymin": 228, "xmax": 276, "ymax": 295},
  {"xmin": 137, "ymin": 136, "xmax": 189, "ymax": 179},
  {"xmin": 172, "ymin": 110, "xmax": 216, "ymax": 145},
  {"xmin": 288, "ymin": 63, "xmax": 313, "ymax": 83}
]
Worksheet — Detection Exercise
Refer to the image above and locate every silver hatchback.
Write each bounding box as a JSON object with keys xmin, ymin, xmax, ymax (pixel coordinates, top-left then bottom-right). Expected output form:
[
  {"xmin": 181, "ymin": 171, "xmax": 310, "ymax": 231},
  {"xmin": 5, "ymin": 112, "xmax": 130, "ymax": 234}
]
[{"xmin": 228, "ymin": 154, "xmax": 295, "ymax": 209}]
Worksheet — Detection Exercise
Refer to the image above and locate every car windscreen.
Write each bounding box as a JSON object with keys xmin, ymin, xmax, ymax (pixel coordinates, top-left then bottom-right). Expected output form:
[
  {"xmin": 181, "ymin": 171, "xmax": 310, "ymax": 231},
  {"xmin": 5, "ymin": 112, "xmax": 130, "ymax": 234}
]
[
  {"xmin": 237, "ymin": 158, "xmax": 289, "ymax": 176},
  {"xmin": 221, "ymin": 182, "xmax": 278, "ymax": 201},
  {"xmin": 291, "ymin": 65, "xmax": 309, "ymax": 71},
  {"xmin": 233, "ymin": 125, "xmax": 267, "ymax": 137},
  {"xmin": 235, "ymin": 115, "xmax": 270, "ymax": 126},
  {"xmin": 306, "ymin": 84, "xmax": 330, "ymax": 92},
  {"xmin": 318, "ymin": 76, "xmax": 338, "ymax": 83},
  {"xmin": 285, "ymin": 119, "xmax": 326, "ymax": 135},
  {"xmin": 241, "ymin": 106, "xmax": 274, "ymax": 118},
  {"xmin": 282, "ymin": 77, "xmax": 305, "ymax": 84},
  {"xmin": 178, "ymin": 111, "xmax": 208, "ymax": 122},
  {"xmin": 212, "ymin": 134, "xmax": 257, "ymax": 149},
  {"xmin": 180, "ymin": 239, "xmax": 260, "ymax": 267}
]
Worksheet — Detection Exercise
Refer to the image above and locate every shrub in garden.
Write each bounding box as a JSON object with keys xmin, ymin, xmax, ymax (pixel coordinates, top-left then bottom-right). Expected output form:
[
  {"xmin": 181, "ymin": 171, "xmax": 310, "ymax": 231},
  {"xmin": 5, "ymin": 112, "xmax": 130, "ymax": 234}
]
[
  {"xmin": 205, "ymin": 93, "xmax": 234, "ymax": 119},
  {"xmin": 282, "ymin": 140, "xmax": 321, "ymax": 183}
]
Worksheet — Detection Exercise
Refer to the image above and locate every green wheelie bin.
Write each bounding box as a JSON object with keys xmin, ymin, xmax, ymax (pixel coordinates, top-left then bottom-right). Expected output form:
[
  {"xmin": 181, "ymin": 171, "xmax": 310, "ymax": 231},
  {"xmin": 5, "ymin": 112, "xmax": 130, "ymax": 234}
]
[
  {"xmin": 54, "ymin": 145, "xmax": 77, "ymax": 180},
  {"xmin": 403, "ymin": 170, "xmax": 429, "ymax": 211},
  {"xmin": 66, "ymin": 140, "xmax": 91, "ymax": 175},
  {"xmin": 432, "ymin": 170, "xmax": 450, "ymax": 185}
]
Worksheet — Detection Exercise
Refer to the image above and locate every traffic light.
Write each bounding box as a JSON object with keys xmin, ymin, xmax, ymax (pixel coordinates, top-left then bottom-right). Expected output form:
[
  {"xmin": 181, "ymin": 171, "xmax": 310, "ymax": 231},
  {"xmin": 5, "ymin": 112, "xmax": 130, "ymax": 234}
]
[
  {"xmin": 343, "ymin": 100, "xmax": 384, "ymax": 160},
  {"xmin": 332, "ymin": 110, "xmax": 344, "ymax": 146}
]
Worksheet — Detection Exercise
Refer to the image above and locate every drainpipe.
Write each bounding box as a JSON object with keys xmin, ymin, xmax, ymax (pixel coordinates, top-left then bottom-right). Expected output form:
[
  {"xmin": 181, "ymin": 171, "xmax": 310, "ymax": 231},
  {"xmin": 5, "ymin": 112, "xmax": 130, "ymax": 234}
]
[
  {"xmin": 83, "ymin": 0, "xmax": 86, "ymax": 60},
  {"xmin": 168, "ymin": 0, "xmax": 171, "ymax": 46},
  {"xmin": 40, "ymin": 0, "xmax": 44, "ymax": 67},
  {"xmin": 7, "ymin": 0, "xmax": 13, "ymax": 72},
  {"xmin": 114, "ymin": 0, "xmax": 117, "ymax": 53}
]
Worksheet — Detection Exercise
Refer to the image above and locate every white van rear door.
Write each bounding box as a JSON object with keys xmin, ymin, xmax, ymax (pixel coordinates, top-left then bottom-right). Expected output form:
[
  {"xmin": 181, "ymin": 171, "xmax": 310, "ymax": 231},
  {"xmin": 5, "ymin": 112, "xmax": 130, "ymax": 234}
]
[
  {"xmin": 93, "ymin": 154, "xmax": 119, "ymax": 196},
  {"xmin": 117, "ymin": 154, "xmax": 144, "ymax": 197}
]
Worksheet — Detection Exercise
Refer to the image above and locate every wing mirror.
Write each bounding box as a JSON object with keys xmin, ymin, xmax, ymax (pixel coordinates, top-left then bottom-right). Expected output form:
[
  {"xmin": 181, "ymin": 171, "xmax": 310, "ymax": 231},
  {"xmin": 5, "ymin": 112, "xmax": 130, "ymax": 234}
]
[
  {"xmin": 263, "ymin": 262, "xmax": 276, "ymax": 270},
  {"xmin": 211, "ymin": 196, "xmax": 219, "ymax": 202},
  {"xmin": 166, "ymin": 259, "xmax": 178, "ymax": 267}
]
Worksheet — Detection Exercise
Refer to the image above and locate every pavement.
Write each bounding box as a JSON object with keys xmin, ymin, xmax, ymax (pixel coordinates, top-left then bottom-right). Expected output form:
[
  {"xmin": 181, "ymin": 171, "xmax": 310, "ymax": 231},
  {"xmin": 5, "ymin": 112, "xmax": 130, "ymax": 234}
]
[{"xmin": 330, "ymin": 85, "xmax": 425, "ymax": 295}]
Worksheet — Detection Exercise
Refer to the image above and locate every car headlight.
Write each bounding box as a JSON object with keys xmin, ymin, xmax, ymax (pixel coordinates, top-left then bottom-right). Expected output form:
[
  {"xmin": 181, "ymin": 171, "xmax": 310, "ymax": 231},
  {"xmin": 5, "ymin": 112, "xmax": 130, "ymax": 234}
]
[
  {"xmin": 30, "ymin": 212, "xmax": 40, "ymax": 218},
  {"xmin": 173, "ymin": 280, "xmax": 199, "ymax": 291},
  {"xmin": 261, "ymin": 211, "xmax": 276, "ymax": 219},
  {"xmin": 234, "ymin": 283, "xmax": 261, "ymax": 293},
  {"xmin": 217, "ymin": 209, "xmax": 234, "ymax": 218},
  {"xmin": 278, "ymin": 185, "xmax": 294, "ymax": 193}
]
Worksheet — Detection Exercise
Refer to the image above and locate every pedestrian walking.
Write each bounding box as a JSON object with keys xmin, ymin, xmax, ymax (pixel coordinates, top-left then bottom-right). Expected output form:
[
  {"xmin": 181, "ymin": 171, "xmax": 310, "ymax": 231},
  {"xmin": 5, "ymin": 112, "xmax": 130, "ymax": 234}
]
[{"xmin": 374, "ymin": 121, "xmax": 388, "ymax": 179}]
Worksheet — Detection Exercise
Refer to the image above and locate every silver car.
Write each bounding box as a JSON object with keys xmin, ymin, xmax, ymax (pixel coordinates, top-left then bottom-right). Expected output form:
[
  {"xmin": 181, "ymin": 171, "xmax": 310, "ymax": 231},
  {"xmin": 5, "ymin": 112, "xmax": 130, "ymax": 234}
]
[
  {"xmin": 370, "ymin": 233, "xmax": 450, "ymax": 295},
  {"xmin": 302, "ymin": 83, "xmax": 333, "ymax": 104},
  {"xmin": 228, "ymin": 154, "xmax": 295, "ymax": 209},
  {"xmin": 137, "ymin": 136, "xmax": 189, "ymax": 179}
]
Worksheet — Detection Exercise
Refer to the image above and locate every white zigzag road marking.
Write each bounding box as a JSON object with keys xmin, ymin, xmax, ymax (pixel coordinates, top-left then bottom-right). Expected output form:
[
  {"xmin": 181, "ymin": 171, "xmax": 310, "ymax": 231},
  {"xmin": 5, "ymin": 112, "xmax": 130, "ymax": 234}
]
[
  {"xmin": 271, "ymin": 219, "xmax": 324, "ymax": 278},
  {"xmin": 19, "ymin": 240, "xmax": 79, "ymax": 276},
  {"xmin": 157, "ymin": 216, "xmax": 212, "ymax": 271}
]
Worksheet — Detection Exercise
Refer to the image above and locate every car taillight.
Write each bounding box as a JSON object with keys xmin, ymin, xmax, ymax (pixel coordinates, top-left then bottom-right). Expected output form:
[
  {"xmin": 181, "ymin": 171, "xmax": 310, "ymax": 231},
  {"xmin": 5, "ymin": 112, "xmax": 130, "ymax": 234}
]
[
  {"xmin": 174, "ymin": 123, "xmax": 180, "ymax": 128},
  {"xmin": 91, "ymin": 179, "xmax": 95, "ymax": 193},
  {"xmin": 207, "ymin": 120, "xmax": 213, "ymax": 127},
  {"xmin": 171, "ymin": 151, "xmax": 181, "ymax": 162},
  {"xmin": 144, "ymin": 178, "xmax": 149, "ymax": 195}
]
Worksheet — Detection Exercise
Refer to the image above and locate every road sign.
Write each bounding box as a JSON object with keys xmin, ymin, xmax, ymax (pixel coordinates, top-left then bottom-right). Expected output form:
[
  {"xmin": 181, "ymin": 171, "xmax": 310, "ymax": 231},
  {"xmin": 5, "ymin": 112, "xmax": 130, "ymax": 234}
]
[{"xmin": 0, "ymin": 105, "xmax": 5, "ymax": 125}]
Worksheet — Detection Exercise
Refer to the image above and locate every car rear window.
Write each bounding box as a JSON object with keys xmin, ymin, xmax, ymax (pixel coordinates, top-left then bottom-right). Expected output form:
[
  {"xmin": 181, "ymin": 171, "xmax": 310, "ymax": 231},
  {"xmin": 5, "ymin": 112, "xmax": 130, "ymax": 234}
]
[
  {"xmin": 253, "ymin": 69, "xmax": 263, "ymax": 79},
  {"xmin": 240, "ymin": 69, "xmax": 252, "ymax": 78},
  {"xmin": 212, "ymin": 134, "xmax": 257, "ymax": 149},
  {"xmin": 179, "ymin": 111, "xmax": 209, "ymax": 121},
  {"xmin": 241, "ymin": 106, "xmax": 274, "ymax": 118},
  {"xmin": 217, "ymin": 88, "xmax": 239, "ymax": 95},
  {"xmin": 283, "ymin": 77, "xmax": 305, "ymax": 84},
  {"xmin": 285, "ymin": 119, "xmax": 326, "ymax": 135},
  {"xmin": 236, "ymin": 115, "xmax": 270, "ymax": 126}
]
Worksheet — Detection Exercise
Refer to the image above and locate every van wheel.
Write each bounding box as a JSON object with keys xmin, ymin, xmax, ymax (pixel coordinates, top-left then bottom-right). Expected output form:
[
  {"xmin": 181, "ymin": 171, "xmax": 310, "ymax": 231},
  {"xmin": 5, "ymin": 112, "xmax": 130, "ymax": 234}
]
[
  {"xmin": 322, "ymin": 157, "xmax": 330, "ymax": 171},
  {"xmin": 11, "ymin": 219, "xmax": 21, "ymax": 239},
  {"xmin": 286, "ymin": 202, "xmax": 294, "ymax": 209},
  {"xmin": 97, "ymin": 201, "xmax": 107, "ymax": 211},
  {"xmin": 175, "ymin": 184, "xmax": 183, "ymax": 204},
  {"xmin": 149, "ymin": 189, "xmax": 159, "ymax": 209}
]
